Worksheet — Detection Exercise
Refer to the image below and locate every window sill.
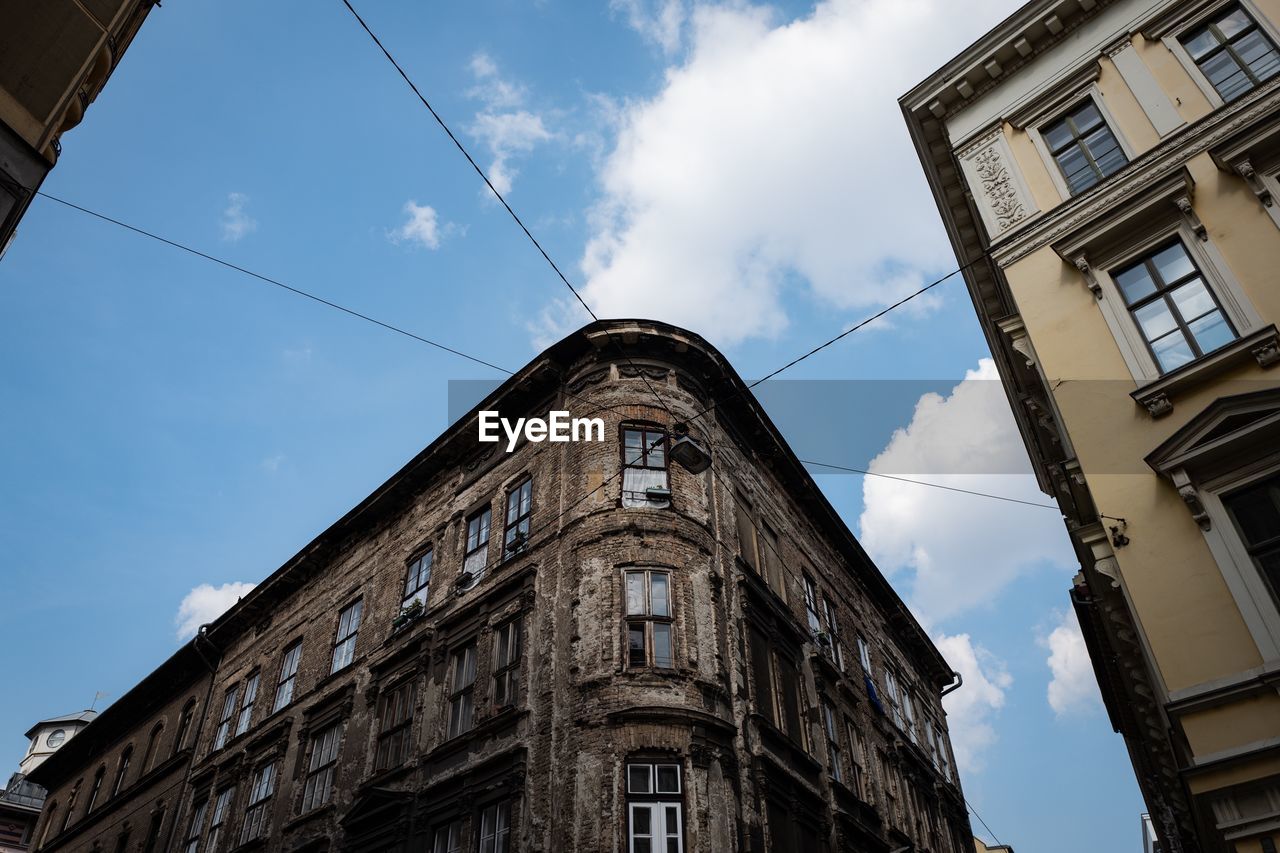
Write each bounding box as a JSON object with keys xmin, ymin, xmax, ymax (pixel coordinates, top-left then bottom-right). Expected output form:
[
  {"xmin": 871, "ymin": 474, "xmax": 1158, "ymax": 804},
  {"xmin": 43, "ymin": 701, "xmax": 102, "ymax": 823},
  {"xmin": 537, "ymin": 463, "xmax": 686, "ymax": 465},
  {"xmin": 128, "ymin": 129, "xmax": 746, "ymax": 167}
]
[
  {"xmin": 283, "ymin": 803, "xmax": 335, "ymax": 832},
  {"xmin": 1132, "ymin": 324, "xmax": 1280, "ymax": 418}
]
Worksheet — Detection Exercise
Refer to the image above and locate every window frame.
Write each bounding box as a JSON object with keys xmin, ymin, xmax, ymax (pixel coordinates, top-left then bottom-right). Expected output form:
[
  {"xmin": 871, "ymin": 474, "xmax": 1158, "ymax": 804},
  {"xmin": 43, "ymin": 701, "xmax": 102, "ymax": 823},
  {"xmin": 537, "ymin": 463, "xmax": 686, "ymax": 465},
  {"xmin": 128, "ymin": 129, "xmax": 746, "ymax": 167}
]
[
  {"xmin": 503, "ymin": 478, "xmax": 533, "ymax": 557},
  {"xmin": 1167, "ymin": 1, "xmax": 1280, "ymax": 107},
  {"xmin": 621, "ymin": 424, "xmax": 670, "ymax": 508},
  {"xmin": 821, "ymin": 701, "xmax": 845, "ymax": 784},
  {"xmin": 819, "ymin": 595, "xmax": 845, "ymax": 671},
  {"xmin": 464, "ymin": 506, "xmax": 493, "ymax": 580},
  {"xmin": 330, "ymin": 598, "xmax": 364, "ymax": 674},
  {"xmin": 477, "ymin": 800, "xmax": 512, "ymax": 853},
  {"xmin": 623, "ymin": 568, "xmax": 675, "ymax": 670},
  {"xmin": 213, "ymin": 684, "xmax": 239, "ymax": 751},
  {"xmin": 206, "ymin": 785, "xmax": 235, "ymax": 853},
  {"xmin": 273, "ymin": 641, "xmax": 303, "ymax": 713},
  {"xmin": 181, "ymin": 795, "xmax": 208, "ymax": 853},
  {"xmin": 625, "ymin": 762, "xmax": 684, "ymax": 853},
  {"xmin": 374, "ymin": 679, "xmax": 416, "ymax": 771},
  {"xmin": 110, "ymin": 746, "xmax": 133, "ymax": 798},
  {"xmin": 492, "ymin": 617, "xmax": 522, "ymax": 709},
  {"xmin": 239, "ymin": 762, "xmax": 276, "ymax": 845},
  {"xmin": 300, "ymin": 722, "xmax": 342, "ymax": 813},
  {"xmin": 431, "ymin": 818, "xmax": 463, "ymax": 853},
  {"xmin": 447, "ymin": 642, "xmax": 478, "ymax": 738},
  {"xmin": 404, "ymin": 546, "xmax": 434, "ymax": 609},
  {"xmin": 234, "ymin": 672, "xmax": 259, "ymax": 738},
  {"xmin": 1030, "ymin": 92, "xmax": 1133, "ymax": 199}
]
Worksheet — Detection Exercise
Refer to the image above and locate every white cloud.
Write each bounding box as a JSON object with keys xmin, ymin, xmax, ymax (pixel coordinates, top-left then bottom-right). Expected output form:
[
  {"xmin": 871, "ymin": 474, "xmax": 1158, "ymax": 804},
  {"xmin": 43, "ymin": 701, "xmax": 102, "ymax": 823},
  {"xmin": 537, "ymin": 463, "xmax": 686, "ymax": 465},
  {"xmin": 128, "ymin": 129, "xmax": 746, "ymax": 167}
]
[
  {"xmin": 261, "ymin": 454, "xmax": 284, "ymax": 473},
  {"xmin": 390, "ymin": 201, "xmax": 450, "ymax": 249},
  {"xmin": 175, "ymin": 582, "xmax": 256, "ymax": 640},
  {"xmin": 612, "ymin": 0, "xmax": 687, "ymax": 54},
  {"xmin": 220, "ymin": 192, "xmax": 257, "ymax": 242},
  {"xmin": 935, "ymin": 632, "xmax": 1012, "ymax": 774},
  {"xmin": 535, "ymin": 0, "xmax": 1021, "ymax": 346},
  {"xmin": 467, "ymin": 53, "xmax": 553, "ymax": 197},
  {"xmin": 1043, "ymin": 609, "xmax": 1102, "ymax": 717},
  {"xmin": 857, "ymin": 359, "xmax": 1074, "ymax": 623}
]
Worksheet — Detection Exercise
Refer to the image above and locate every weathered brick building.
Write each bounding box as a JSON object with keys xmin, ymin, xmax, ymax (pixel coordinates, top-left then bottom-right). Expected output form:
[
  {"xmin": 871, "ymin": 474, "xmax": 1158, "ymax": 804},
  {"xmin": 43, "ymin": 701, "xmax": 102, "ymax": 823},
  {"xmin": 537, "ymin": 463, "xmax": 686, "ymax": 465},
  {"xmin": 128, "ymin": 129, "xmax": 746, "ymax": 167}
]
[{"xmin": 28, "ymin": 319, "xmax": 974, "ymax": 852}]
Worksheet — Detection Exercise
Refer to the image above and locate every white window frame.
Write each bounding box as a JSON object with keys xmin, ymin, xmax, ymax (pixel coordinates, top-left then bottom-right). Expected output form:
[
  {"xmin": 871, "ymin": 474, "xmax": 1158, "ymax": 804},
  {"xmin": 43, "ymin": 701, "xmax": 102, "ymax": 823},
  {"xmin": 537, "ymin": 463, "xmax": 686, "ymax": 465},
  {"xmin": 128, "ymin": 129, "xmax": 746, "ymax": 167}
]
[
  {"xmin": 1028, "ymin": 87, "xmax": 1137, "ymax": 202},
  {"xmin": 1157, "ymin": 0, "xmax": 1280, "ymax": 110}
]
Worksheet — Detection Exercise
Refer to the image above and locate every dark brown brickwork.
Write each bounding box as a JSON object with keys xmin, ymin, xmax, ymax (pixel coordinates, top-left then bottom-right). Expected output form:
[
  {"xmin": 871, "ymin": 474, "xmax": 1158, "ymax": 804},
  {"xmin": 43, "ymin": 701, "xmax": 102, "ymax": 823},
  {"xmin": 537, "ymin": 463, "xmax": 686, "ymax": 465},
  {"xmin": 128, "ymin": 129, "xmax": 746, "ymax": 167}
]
[{"xmin": 30, "ymin": 320, "xmax": 973, "ymax": 853}]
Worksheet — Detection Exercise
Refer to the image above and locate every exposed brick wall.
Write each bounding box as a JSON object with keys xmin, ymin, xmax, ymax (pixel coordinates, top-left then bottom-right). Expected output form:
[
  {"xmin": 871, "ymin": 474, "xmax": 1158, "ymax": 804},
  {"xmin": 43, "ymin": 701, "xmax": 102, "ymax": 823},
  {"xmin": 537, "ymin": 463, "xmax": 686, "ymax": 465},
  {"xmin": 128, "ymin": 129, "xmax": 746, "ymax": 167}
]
[{"xmin": 31, "ymin": 321, "xmax": 973, "ymax": 853}]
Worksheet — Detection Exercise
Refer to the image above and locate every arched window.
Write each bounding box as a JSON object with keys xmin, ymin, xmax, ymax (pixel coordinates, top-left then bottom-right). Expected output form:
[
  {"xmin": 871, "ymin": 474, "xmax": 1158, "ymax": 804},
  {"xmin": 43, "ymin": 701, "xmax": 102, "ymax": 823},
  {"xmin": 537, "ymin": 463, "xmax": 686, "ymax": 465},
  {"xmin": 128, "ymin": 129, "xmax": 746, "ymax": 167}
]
[
  {"xmin": 85, "ymin": 766, "xmax": 106, "ymax": 814},
  {"xmin": 142, "ymin": 723, "xmax": 164, "ymax": 772},
  {"xmin": 39, "ymin": 800, "xmax": 57, "ymax": 847},
  {"xmin": 111, "ymin": 746, "xmax": 133, "ymax": 797},
  {"xmin": 173, "ymin": 700, "xmax": 196, "ymax": 756},
  {"xmin": 60, "ymin": 781, "xmax": 80, "ymax": 832}
]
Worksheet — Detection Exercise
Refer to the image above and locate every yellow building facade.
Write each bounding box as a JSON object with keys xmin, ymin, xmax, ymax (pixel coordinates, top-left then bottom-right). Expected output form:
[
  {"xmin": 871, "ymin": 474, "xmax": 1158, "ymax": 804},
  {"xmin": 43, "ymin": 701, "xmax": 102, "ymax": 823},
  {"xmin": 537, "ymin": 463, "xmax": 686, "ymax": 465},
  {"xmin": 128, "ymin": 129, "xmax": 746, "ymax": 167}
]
[
  {"xmin": 0, "ymin": 1, "xmax": 156, "ymax": 255},
  {"xmin": 903, "ymin": 1, "xmax": 1280, "ymax": 851}
]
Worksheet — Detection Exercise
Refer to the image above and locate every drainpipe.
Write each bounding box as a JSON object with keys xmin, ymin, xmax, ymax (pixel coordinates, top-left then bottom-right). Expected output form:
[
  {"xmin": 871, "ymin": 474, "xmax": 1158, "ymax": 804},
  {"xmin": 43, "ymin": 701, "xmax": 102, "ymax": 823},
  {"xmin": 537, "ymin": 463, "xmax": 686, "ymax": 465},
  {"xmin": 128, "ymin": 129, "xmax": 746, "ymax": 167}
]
[
  {"xmin": 164, "ymin": 625, "xmax": 222, "ymax": 853},
  {"xmin": 941, "ymin": 670, "xmax": 963, "ymax": 698}
]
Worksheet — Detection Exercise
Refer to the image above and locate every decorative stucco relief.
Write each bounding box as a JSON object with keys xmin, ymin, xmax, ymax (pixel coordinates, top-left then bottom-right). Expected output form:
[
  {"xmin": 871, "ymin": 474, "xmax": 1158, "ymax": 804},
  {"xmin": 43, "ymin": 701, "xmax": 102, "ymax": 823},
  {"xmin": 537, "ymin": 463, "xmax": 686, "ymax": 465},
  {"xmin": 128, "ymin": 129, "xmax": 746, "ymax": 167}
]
[{"xmin": 959, "ymin": 129, "xmax": 1037, "ymax": 237}]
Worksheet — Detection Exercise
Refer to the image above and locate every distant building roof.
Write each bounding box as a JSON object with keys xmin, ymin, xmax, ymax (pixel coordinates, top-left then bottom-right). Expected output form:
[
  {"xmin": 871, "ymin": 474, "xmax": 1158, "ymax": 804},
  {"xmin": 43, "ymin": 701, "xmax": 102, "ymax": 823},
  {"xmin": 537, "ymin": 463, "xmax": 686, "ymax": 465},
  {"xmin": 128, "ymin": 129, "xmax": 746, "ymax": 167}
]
[
  {"xmin": 23, "ymin": 710, "xmax": 97, "ymax": 739},
  {"xmin": 0, "ymin": 773, "xmax": 46, "ymax": 811}
]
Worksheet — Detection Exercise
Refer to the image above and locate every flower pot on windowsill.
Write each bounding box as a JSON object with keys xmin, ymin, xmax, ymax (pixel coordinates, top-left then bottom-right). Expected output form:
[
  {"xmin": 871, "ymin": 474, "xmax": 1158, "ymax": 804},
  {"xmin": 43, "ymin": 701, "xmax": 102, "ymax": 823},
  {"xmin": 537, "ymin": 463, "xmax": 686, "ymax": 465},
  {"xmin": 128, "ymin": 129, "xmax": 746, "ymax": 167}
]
[{"xmin": 392, "ymin": 600, "xmax": 424, "ymax": 630}]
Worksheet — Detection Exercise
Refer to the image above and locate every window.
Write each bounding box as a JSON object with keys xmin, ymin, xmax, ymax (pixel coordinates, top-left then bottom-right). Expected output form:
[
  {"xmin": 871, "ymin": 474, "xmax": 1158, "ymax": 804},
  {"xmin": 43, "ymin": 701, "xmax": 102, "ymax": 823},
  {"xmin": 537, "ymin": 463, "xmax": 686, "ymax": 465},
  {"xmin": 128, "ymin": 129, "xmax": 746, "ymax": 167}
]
[
  {"xmin": 622, "ymin": 426, "xmax": 669, "ymax": 507},
  {"xmin": 1113, "ymin": 239, "xmax": 1237, "ymax": 374},
  {"xmin": 182, "ymin": 797, "xmax": 208, "ymax": 853},
  {"xmin": 884, "ymin": 668, "xmax": 905, "ymax": 730},
  {"xmin": 331, "ymin": 599, "xmax": 363, "ymax": 673},
  {"xmin": 447, "ymin": 643, "xmax": 478, "ymax": 738},
  {"xmin": 85, "ymin": 766, "xmax": 105, "ymax": 815},
  {"xmin": 820, "ymin": 597, "xmax": 844, "ymax": 670},
  {"xmin": 802, "ymin": 575, "xmax": 822, "ymax": 636},
  {"xmin": 1042, "ymin": 100, "xmax": 1128, "ymax": 195},
  {"xmin": 773, "ymin": 652, "xmax": 808, "ymax": 750},
  {"xmin": 301, "ymin": 723, "xmax": 342, "ymax": 812},
  {"xmin": 375, "ymin": 680, "xmax": 416, "ymax": 770},
  {"xmin": 142, "ymin": 724, "xmax": 163, "ymax": 773},
  {"xmin": 40, "ymin": 800, "xmax": 58, "ymax": 847},
  {"xmin": 857, "ymin": 635, "xmax": 873, "ymax": 674},
  {"xmin": 478, "ymin": 801, "xmax": 511, "ymax": 853},
  {"xmin": 235, "ymin": 672, "xmax": 259, "ymax": 737},
  {"xmin": 1223, "ymin": 472, "xmax": 1280, "ymax": 606},
  {"xmin": 903, "ymin": 690, "xmax": 918, "ymax": 744},
  {"xmin": 464, "ymin": 507, "xmax": 492, "ymax": 580},
  {"xmin": 111, "ymin": 746, "xmax": 132, "ymax": 798},
  {"xmin": 240, "ymin": 763, "xmax": 275, "ymax": 844},
  {"xmin": 625, "ymin": 569, "xmax": 675, "ymax": 669},
  {"xmin": 273, "ymin": 641, "xmax": 302, "ymax": 712},
  {"xmin": 846, "ymin": 718, "xmax": 867, "ymax": 799},
  {"xmin": 503, "ymin": 479, "xmax": 532, "ymax": 556},
  {"xmin": 493, "ymin": 618, "xmax": 522, "ymax": 709},
  {"xmin": 206, "ymin": 786, "xmax": 234, "ymax": 853},
  {"xmin": 432, "ymin": 819, "xmax": 462, "ymax": 853},
  {"xmin": 822, "ymin": 702, "xmax": 844, "ymax": 784},
  {"xmin": 174, "ymin": 700, "xmax": 196, "ymax": 755},
  {"xmin": 748, "ymin": 627, "xmax": 776, "ymax": 726},
  {"xmin": 140, "ymin": 807, "xmax": 163, "ymax": 853},
  {"xmin": 734, "ymin": 494, "xmax": 788, "ymax": 602},
  {"xmin": 1182, "ymin": 5, "xmax": 1280, "ymax": 102},
  {"xmin": 61, "ymin": 783, "xmax": 79, "ymax": 832},
  {"xmin": 404, "ymin": 548, "xmax": 433, "ymax": 608},
  {"xmin": 627, "ymin": 763, "xmax": 683, "ymax": 853},
  {"xmin": 213, "ymin": 684, "xmax": 239, "ymax": 750}
]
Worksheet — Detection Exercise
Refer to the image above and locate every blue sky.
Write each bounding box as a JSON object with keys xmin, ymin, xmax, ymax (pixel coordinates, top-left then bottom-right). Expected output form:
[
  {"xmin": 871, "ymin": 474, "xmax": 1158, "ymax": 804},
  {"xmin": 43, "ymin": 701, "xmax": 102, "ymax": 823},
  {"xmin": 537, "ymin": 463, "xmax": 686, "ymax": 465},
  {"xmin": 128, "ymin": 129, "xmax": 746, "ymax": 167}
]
[{"xmin": 0, "ymin": 0, "xmax": 1142, "ymax": 849}]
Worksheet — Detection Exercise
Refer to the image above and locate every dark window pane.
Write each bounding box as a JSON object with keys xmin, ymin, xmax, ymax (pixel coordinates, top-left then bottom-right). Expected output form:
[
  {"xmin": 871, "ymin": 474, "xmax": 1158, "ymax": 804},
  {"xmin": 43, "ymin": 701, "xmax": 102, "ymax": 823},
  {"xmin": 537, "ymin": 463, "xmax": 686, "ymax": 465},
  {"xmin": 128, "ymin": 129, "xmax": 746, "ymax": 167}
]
[
  {"xmin": 629, "ymin": 765, "xmax": 651, "ymax": 793},
  {"xmin": 1073, "ymin": 101, "xmax": 1103, "ymax": 132},
  {"xmin": 629, "ymin": 624, "xmax": 647, "ymax": 667},
  {"xmin": 1227, "ymin": 481, "xmax": 1280, "ymax": 545},
  {"xmin": 1043, "ymin": 120, "xmax": 1074, "ymax": 151},
  {"xmin": 656, "ymin": 766, "xmax": 679, "ymax": 793},
  {"xmin": 634, "ymin": 807, "xmax": 651, "ymax": 834}
]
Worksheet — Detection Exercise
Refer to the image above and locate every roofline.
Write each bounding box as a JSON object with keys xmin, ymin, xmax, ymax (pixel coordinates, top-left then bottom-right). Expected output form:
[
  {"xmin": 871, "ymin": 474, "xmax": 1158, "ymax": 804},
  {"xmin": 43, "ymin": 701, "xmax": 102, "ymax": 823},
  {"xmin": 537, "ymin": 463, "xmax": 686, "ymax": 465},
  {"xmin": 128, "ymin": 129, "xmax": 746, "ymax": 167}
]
[
  {"xmin": 22, "ymin": 712, "xmax": 97, "ymax": 740},
  {"xmin": 30, "ymin": 319, "xmax": 956, "ymax": 789}
]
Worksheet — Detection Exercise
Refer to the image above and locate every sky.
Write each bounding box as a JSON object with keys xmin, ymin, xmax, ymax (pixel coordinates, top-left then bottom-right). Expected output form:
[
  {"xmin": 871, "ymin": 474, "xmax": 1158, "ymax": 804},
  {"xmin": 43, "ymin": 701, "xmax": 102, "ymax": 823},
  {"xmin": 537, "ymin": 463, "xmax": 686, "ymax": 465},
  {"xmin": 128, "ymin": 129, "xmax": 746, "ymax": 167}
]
[{"xmin": 0, "ymin": 0, "xmax": 1144, "ymax": 849}]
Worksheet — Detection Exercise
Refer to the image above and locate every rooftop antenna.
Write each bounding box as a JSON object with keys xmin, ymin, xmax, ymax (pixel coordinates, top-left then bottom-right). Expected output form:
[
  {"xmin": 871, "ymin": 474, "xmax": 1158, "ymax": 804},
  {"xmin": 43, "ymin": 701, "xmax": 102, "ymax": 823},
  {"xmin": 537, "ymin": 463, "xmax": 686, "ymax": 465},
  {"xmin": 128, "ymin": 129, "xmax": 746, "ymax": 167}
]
[{"xmin": 89, "ymin": 691, "xmax": 107, "ymax": 712}]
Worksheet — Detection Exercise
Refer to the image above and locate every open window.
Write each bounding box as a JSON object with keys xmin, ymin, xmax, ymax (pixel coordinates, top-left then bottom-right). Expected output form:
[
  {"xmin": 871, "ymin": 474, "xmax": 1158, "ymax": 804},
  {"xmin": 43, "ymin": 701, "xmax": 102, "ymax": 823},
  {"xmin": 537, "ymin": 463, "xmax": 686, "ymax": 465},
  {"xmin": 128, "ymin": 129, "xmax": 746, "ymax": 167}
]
[{"xmin": 622, "ymin": 425, "xmax": 670, "ymax": 508}]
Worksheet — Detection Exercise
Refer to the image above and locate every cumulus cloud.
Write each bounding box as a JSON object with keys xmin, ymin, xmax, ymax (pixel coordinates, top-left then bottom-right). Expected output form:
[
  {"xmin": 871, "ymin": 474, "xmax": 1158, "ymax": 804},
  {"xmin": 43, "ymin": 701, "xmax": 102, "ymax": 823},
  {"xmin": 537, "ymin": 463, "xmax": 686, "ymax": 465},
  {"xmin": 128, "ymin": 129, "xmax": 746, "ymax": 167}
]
[
  {"xmin": 1043, "ymin": 609, "xmax": 1102, "ymax": 717},
  {"xmin": 935, "ymin": 632, "xmax": 1012, "ymax": 773},
  {"xmin": 857, "ymin": 359, "xmax": 1073, "ymax": 623},
  {"xmin": 175, "ymin": 582, "xmax": 256, "ymax": 640},
  {"xmin": 220, "ymin": 192, "xmax": 257, "ymax": 242},
  {"xmin": 389, "ymin": 201, "xmax": 455, "ymax": 249},
  {"xmin": 467, "ymin": 53, "xmax": 553, "ymax": 197},
  {"xmin": 533, "ymin": 0, "xmax": 1021, "ymax": 346},
  {"xmin": 612, "ymin": 0, "xmax": 687, "ymax": 54}
]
